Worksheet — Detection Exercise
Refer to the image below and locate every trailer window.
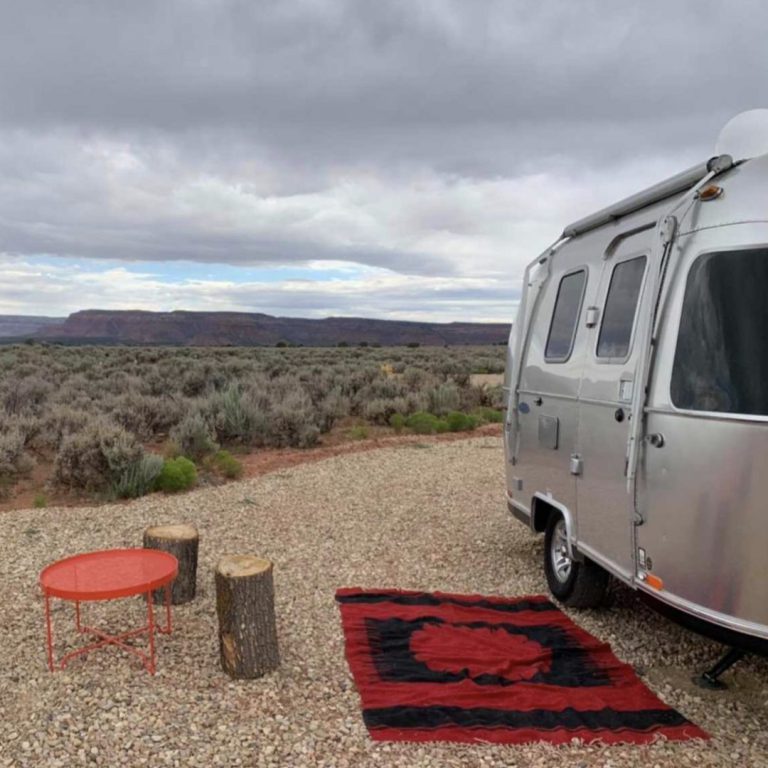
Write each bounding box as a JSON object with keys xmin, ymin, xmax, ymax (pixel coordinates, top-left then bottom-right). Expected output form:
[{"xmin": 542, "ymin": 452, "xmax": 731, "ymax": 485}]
[
  {"xmin": 545, "ymin": 269, "xmax": 586, "ymax": 361},
  {"xmin": 672, "ymin": 248, "xmax": 768, "ymax": 414},
  {"xmin": 597, "ymin": 256, "xmax": 646, "ymax": 359}
]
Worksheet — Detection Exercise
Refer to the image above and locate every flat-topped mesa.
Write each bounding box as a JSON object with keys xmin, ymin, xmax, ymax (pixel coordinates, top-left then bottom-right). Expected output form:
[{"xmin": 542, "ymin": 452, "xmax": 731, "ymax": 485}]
[{"xmin": 32, "ymin": 309, "xmax": 510, "ymax": 347}]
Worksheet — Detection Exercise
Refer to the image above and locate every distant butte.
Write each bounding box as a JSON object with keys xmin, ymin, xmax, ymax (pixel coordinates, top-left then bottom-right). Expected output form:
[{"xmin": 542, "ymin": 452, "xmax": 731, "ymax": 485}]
[{"xmin": 4, "ymin": 309, "xmax": 510, "ymax": 346}]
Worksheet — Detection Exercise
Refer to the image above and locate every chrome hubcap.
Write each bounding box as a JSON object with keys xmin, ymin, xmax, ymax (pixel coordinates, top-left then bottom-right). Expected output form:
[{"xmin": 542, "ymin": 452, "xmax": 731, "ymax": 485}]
[{"xmin": 550, "ymin": 520, "xmax": 572, "ymax": 583}]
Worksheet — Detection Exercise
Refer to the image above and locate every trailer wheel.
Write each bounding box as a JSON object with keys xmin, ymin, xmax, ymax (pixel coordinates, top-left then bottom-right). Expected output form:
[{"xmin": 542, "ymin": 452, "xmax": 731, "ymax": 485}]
[{"xmin": 544, "ymin": 515, "xmax": 608, "ymax": 608}]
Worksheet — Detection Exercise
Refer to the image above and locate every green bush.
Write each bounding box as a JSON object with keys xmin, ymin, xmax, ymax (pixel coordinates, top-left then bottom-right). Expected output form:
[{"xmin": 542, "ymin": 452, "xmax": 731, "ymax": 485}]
[
  {"xmin": 446, "ymin": 411, "xmax": 478, "ymax": 432},
  {"xmin": 112, "ymin": 453, "xmax": 164, "ymax": 499},
  {"xmin": 405, "ymin": 411, "xmax": 449, "ymax": 435},
  {"xmin": 348, "ymin": 425, "xmax": 369, "ymax": 440},
  {"xmin": 389, "ymin": 413, "xmax": 405, "ymax": 434},
  {"xmin": 473, "ymin": 406, "xmax": 504, "ymax": 423},
  {"xmin": 155, "ymin": 456, "xmax": 197, "ymax": 493},
  {"xmin": 209, "ymin": 449, "xmax": 243, "ymax": 479}
]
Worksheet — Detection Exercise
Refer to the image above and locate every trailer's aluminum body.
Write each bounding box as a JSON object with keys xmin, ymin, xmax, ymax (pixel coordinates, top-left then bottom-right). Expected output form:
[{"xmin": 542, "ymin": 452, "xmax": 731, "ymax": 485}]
[{"xmin": 504, "ymin": 146, "xmax": 768, "ymax": 646}]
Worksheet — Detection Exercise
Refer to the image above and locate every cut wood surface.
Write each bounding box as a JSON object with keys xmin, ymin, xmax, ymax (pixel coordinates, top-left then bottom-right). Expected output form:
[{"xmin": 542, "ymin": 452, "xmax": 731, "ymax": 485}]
[
  {"xmin": 215, "ymin": 555, "xmax": 280, "ymax": 679},
  {"xmin": 143, "ymin": 523, "xmax": 199, "ymax": 605}
]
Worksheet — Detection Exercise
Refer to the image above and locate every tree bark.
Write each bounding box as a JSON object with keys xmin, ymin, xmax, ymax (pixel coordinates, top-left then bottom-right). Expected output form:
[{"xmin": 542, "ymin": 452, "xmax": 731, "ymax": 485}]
[
  {"xmin": 215, "ymin": 555, "xmax": 280, "ymax": 679},
  {"xmin": 143, "ymin": 523, "xmax": 199, "ymax": 605}
]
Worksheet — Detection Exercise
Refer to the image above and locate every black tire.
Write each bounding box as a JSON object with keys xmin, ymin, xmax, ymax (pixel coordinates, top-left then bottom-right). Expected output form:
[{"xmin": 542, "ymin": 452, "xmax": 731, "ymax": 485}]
[{"xmin": 543, "ymin": 514, "xmax": 608, "ymax": 608}]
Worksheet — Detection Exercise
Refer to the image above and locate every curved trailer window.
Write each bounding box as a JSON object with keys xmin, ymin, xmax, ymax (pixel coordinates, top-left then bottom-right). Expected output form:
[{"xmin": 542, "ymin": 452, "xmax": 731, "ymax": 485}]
[
  {"xmin": 545, "ymin": 269, "xmax": 586, "ymax": 362},
  {"xmin": 672, "ymin": 248, "xmax": 768, "ymax": 414},
  {"xmin": 597, "ymin": 256, "xmax": 647, "ymax": 360}
]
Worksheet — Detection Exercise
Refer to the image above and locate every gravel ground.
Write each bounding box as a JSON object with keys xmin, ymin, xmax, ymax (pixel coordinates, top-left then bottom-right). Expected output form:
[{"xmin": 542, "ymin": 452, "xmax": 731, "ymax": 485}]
[{"xmin": 2, "ymin": 436, "xmax": 768, "ymax": 767}]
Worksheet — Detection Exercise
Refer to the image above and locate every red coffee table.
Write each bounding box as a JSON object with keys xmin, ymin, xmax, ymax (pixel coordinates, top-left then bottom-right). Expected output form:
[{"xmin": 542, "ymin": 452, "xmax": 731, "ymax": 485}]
[{"xmin": 40, "ymin": 548, "xmax": 178, "ymax": 674}]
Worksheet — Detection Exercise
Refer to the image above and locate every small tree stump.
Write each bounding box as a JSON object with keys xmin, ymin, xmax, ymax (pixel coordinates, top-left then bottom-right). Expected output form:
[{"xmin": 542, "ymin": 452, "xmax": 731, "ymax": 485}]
[
  {"xmin": 215, "ymin": 555, "xmax": 280, "ymax": 679},
  {"xmin": 143, "ymin": 524, "xmax": 199, "ymax": 605}
]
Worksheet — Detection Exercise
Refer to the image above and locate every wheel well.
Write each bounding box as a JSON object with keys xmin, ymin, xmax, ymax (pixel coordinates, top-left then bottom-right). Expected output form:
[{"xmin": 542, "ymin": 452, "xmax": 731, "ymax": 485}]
[
  {"xmin": 531, "ymin": 496, "xmax": 584, "ymax": 563},
  {"xmin": 531, "ymin": 496, "xmax": 559, "ymax": 533}
]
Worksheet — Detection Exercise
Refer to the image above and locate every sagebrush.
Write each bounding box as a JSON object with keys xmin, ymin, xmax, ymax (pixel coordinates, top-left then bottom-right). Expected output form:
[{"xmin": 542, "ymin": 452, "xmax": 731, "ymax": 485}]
[{"xmin": 0, "ymin": 344, "xmax": 505, "ymax": 496}]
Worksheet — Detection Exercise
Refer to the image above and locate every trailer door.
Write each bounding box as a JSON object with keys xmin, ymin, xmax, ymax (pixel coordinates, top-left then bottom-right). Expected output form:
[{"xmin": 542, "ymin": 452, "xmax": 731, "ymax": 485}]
[{"xmin": 575, "ymin": 249, "xmax": 649, "ymax": 582}]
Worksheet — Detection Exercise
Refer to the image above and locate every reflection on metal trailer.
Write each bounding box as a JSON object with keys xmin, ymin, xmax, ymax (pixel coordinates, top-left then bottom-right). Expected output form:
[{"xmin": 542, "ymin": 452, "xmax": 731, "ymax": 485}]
[{"xmin": 503, "ymin": 110, "xmax": 768, "ymax": 686}]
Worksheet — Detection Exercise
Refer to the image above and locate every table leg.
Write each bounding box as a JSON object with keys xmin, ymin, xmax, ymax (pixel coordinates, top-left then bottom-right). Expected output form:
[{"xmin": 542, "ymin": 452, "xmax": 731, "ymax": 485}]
[
  {"xmin": 146, "ymin": 589, "xmax": 156, "ymax": 675},
  {"xmin": 162, "ymin": 583, "xmax": 172, "ymax": 635},
  {"xmin": 75, "ymin": 601, "xmax": 82, "ymax": 632},
  {"xmin": 44, "ymin": 595, "xmax": 54, "ymax": 672}
]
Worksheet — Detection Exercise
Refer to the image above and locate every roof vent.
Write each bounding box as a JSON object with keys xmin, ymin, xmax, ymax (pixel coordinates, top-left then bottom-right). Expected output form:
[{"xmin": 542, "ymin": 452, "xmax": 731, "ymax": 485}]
[{"xmin": 715, "ymin": 109, "xmax": 768, "ymax": 161}]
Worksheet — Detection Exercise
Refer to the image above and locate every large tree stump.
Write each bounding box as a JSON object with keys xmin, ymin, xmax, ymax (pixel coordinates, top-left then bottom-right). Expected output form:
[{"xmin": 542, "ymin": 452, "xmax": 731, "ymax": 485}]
[
  {"xmin": 143, "ymin": 524, "xmax": 199, "ymax": 605},
  {"xmin": 215, "ymin": 555, "xmax": 280, "ymax": 679}
]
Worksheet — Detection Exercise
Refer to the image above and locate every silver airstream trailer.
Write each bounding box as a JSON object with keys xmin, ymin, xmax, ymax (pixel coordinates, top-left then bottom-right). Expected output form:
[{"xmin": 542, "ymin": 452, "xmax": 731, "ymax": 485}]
[{"xmin": 503, "ymin": 111, "xmax": 768, "ymax": 686}]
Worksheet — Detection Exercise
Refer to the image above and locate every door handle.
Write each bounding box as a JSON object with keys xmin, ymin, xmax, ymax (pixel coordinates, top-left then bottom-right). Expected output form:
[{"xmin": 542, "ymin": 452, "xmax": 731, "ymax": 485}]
[
  {"xmin": 647, "ymin": 433, "xmax": 665, "ymax": 448},
  {"xmin": 614, "ymin": 408, "xmax": 625, "ymax": 423}
]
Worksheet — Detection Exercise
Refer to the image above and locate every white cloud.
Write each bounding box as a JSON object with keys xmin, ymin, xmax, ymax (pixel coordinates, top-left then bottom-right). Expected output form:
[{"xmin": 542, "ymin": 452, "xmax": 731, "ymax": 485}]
[
  {"xmin": 0, "ymin": 255, "xmax": 518, "ymax": 323},
  {"xmin": 0, "ymin": 1, "xmax": 759, "ymax": 320}
]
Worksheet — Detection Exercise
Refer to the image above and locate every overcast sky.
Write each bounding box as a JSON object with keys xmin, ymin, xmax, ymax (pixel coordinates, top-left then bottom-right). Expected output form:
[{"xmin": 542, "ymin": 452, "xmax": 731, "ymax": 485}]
[{"xmin": 0, "ymin": 0, "xmax": 763, "ymax": 321}]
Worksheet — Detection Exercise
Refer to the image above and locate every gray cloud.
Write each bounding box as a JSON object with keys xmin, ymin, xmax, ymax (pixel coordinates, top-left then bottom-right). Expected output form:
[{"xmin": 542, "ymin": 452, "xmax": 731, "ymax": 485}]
[{"xmin": 0, "ymin": 0, "xmax": 765, "ymax": 319}]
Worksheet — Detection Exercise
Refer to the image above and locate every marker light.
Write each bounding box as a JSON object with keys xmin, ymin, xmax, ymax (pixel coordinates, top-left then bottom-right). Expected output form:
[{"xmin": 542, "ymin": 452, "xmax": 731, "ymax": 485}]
[{"xmin": 697, "ymin": 184, "xmax": 724, "ymax": 201}]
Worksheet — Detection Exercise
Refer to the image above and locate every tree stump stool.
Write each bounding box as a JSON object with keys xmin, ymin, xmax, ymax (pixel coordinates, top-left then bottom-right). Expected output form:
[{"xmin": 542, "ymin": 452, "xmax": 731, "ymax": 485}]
[
  {"xmin": 215, "ymin": 555, "xmax": 280, "ymax": 679},
  {"xmin": 143, "ymin": 524, "xmax": 199, "ymax": 605}
]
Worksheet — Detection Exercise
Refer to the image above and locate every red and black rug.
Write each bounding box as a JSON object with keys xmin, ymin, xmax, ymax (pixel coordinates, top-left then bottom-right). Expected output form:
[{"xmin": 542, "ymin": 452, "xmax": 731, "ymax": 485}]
[{"xmin": 336, "ymin": 588, "xmax": 707, "ymax": 745}]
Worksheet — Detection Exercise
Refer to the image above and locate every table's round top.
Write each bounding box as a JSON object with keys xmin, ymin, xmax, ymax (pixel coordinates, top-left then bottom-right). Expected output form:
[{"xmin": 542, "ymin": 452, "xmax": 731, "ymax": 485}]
[{"xmin": 40, "ymin": 549, "xmax": 178, "ymax": 601}]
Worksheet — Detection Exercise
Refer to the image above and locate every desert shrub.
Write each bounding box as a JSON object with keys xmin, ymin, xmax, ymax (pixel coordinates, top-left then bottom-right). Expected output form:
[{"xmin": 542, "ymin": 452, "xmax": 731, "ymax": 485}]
[
  {"xmin": 37, "ymin": 406, "xmax": 92, "ymax": 450},
  {"xmin": 3, "ymin": 375, "xmax": 52, "ymax": 416},
  {"xmin": 207, "ymin": 384, "xmax": 266, "ymax": 445},
  {"xmin": 471, "ymin": 356, "xmax": 505, "ymax": 374},
  {"xmin": 208, "ymin": 449, "xmax": 243, "ymax": 479},
  {"xmin": 348, "ymin": 425, "xmax": 369, "ymax": 440},
  {"xmin": 405, "ymin": 411, "xmax": 449, "ymax": 435},
  {"xmin": 483, "ymin": 385, "xmax": 505, "ymax": 409},
  {"xmin": 317, "ymin": 387, "xmax": 350, "ymax": 431},
  {"xmin": 1, "ymin": 414, "xmax": 42, "ymax": 449},
  {"xmin": 402, "ymin": 366, "xmax": 435, "ymax": 390},
  {"xmin": 170, "ymin": 412, "xmax": 218, "ymax": 461},
  {"xmin": 108, "ymin": 393, "xmax": 185, "ymax": 440},
  {"xmin": 54, "ymin": 419, "xmax": 144, "ymax": 492},
  {"xmin": 474, "ymin": 406, "xmax": 504, "ymax": 423},
  {"xmin": 155, "ymin": 456, "xmax": 197, "ymax": 493},
  {"xmin": 446, "ymin": 411, "xmax": 478, "ymax": 432},
  {"xmin": 33, "ymin": 493, "xmax": 47, "ymax": 508},
  {"xmin": 0, "ymin": 344, "xmax": 508, "ymax": 459},
  {"xmin": 361, "ymin": 397, "xmax": 401, "ymax": 424},
  {"xmin": 0, "ymin": 427, "xmax": 31, "ymax": 477},
  {"xmin": 180, "ymin": 366, "xmax": 210, "ymax": 397},
  {"xmin": 427, "ymin": 381, "xmax": 461, "ymax": 416},
  {"xmin": 268, "ymin": 388, "xmax": 320, "ymax": 448},
  {"xmin": 404, "ymin": 391, "xmax": 429, "ymax": 414},
  {"xmin": 459, "ymin": 384, "xmax": 486, "ymax": 411},
  {"xmin": 111, "ymin": 453, "xmax": 164, "ymax": 499},
  {"xmin": 389, "ymin": 413, "xmax": 405, "ymax": 434}
]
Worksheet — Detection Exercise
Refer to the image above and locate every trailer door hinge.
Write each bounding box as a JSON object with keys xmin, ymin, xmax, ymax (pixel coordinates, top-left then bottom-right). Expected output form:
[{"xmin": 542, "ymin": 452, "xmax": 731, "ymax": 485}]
[{"xmin": 659, "ymin": 215, "xmax": 678, "ymax": 246}]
